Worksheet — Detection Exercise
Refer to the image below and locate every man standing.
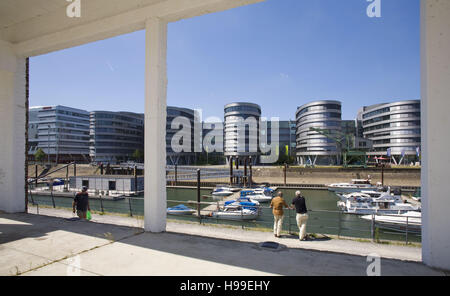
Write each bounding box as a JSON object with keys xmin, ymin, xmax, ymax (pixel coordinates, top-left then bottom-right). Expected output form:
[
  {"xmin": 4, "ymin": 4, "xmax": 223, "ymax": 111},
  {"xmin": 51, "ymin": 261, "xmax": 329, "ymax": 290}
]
[
  {"xmin": 73, "ymin": 186, "xmax": 91, "ymax": 220},
  {"xmin": 270, "ymin": 191, "xmax": 290, "ymax": 238},
  {"xmin": 292, "ymin": 190, "xmax": 308, "ymax": 241}
]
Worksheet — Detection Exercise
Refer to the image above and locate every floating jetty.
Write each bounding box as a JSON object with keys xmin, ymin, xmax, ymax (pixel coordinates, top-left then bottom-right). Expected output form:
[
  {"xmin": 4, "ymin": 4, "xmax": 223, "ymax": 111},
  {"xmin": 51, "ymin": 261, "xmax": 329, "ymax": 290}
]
[{"xmin": 29, "ymin": 187, "xmax": 127, "ymax": 201}]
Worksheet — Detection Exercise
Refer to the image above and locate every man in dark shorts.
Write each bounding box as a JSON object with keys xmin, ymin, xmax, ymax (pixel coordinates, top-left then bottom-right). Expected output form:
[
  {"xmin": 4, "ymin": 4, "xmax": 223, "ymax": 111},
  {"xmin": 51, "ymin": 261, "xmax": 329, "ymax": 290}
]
[
  {"xmin": 73, "ymin": 186, "xmax": 91, "ymax": 220},
  {"xmin": 292, "ymin": 190, "xmax": 308, "ymax": 241}
]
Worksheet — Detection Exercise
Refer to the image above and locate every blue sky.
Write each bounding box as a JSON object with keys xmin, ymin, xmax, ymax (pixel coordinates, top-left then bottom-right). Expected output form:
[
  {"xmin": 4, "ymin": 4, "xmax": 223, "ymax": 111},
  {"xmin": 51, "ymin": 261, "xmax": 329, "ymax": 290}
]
[{"xmin": 30, "ymin": 0, "xmax": 420, "ymax": 120}]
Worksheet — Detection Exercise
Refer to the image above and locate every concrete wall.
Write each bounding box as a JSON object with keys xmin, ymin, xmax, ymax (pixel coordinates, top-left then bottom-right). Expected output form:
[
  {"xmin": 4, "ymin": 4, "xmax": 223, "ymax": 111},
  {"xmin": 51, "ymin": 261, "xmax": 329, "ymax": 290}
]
[
  {"xmin": 252, "ymin": 167, "xmax": 421, "ymax": 187},
  {"xmin": 421, "ymin": 0, "xmax": 450, "ymax": 271},
  {"xmin": 0, "ymin": 41, "xmax": 26, "ymax": 213}
]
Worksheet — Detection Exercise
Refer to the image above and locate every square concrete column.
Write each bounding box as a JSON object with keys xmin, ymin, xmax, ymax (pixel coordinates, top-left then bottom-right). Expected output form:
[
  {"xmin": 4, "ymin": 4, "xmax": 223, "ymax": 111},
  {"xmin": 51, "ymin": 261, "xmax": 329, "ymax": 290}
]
[
  {"xmin": 144, "ymin": 18, "xmax": 168, "ymax": 232},
  {"xmin": 0, "ymin": 41, "xmax": 26, "ymax": 213},
  {"xmin": 421, "ymin": 0, "xmax": 450, "ymax": 271}
]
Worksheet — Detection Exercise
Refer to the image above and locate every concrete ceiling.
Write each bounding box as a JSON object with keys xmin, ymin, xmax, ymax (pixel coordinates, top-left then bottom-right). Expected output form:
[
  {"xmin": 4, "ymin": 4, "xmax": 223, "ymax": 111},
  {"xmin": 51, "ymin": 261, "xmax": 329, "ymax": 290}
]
[
  {"xmin": 0, "ymin": 0, "xmax": 263, "ymax": 57},
  {"xmin": 0, "ymin": 0, "xmax": 164, "ymax": 44}
]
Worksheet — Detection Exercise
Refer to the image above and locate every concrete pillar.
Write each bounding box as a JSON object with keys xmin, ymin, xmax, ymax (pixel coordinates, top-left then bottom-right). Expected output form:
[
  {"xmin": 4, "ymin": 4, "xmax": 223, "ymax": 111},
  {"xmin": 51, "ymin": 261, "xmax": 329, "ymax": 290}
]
[
  {"xmin": 144, "ymin": 18, "xmax": 168, "ymax": 233},
  {"xmin": 421, "ymin": 0, "xmax": 450, "ymax": 271},
  {"xmin": 0, "ymin": 41, "xmax": 26, "ymax": 213}
]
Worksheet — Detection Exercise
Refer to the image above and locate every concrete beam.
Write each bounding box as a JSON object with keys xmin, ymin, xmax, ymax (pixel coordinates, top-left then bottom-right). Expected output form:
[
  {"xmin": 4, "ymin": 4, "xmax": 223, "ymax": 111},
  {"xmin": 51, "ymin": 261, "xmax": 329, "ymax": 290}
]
[
  {"xmin": 0, "ymin": 40, "xmax": 26, "ymax": 213},
  {"xmin": 144, "ymin": 18, "xmax": 168, "ymax": 232},
  {"xmin": 421, "ymin": 0, "xmax": 450, "ymax": 271},
  {"xmin": 14, "ymin": 0, "xmax": 264, "ymax": 57}
]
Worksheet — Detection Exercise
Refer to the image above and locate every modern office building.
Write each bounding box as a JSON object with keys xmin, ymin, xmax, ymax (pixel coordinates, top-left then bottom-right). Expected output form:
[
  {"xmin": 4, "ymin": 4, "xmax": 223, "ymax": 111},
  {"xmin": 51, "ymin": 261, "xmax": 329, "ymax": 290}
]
[
  {"xmin": 261, "ymin": 120, "xmax": 296, "ymax": 163},
  {"xmin": 89, "ymin": 111, "xmax": 145, "ymax": 164},
  {"xmin": 224, "ymin": 102, "xmax": 261, "ymax": 165},
  {"xmin": 295, "ymin": 100, "xmax": 342, "ymax": 166},
  {"xmin": 28, "ymin": 107, "xmax": 41, "ymax": 156},
  {"xmin": 28, "ymin": 105, "xmax": 90, "ymax": 163},
  {"xmin": 360, "ymin": 100, "xmax": 421, "ymax": 164},
  {"xmin": 202, "ymin": 121, "xmax": 225, "ymax": 164},
  {"xmin": 166, "ymin": 106, "xmax": 198, "ymax": 165}
]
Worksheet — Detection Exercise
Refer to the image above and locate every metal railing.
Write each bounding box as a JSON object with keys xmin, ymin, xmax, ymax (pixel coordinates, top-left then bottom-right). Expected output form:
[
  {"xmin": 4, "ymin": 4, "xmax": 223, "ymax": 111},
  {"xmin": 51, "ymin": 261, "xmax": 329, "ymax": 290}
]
[{"xmin": 26, "ymin": 189, "xmax": 421, "ymax": 245}]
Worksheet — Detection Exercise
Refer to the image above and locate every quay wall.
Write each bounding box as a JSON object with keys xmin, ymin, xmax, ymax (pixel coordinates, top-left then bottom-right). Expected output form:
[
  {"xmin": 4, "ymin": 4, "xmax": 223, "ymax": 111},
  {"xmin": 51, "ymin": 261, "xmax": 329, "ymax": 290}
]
[{"xmin": 28, "ymin": 164, "xmax": 421, "ymax": 188}]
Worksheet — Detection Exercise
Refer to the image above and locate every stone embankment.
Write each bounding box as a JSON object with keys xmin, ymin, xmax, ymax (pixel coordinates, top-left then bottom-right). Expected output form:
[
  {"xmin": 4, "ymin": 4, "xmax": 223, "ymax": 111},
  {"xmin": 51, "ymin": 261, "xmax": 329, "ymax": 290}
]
[{"xmin": 28, "ymin": 164, "xmax": 421, "ymax": 188}]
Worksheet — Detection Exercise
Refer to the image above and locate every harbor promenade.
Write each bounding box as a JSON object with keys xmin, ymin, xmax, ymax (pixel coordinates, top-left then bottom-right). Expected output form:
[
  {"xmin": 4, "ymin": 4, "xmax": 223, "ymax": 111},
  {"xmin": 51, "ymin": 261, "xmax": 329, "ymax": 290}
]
[{"xmin": 0, "ymin": 207, "xmax": 446, "ymax": 276}]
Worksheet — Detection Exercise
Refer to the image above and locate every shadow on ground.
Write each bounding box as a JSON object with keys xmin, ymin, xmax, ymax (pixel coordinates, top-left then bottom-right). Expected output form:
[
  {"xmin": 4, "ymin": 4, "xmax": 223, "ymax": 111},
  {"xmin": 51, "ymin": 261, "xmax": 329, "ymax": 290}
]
[{"xmin": 0, "ymin": 212, "xmax": 444, "ymax": 276}]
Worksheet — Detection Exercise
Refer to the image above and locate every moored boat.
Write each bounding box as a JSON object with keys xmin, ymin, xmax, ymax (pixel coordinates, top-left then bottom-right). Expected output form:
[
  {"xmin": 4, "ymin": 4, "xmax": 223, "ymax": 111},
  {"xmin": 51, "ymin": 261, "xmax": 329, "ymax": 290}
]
[
  {"xmin": 338, "ymin": 195, "xmax": 420, "ymax": 215},
  {"xmin": 212, "ymin": 205, "xmax": 259, "ymax": 221},
  {"xmin": 328, "ymin": 179, "xmax": 378, "ymax": 193},
  {"xmin": 360, "ymin": 211, "xmax": 421, "ymax": 234},
  {"xmin": 240, "ymin": 189, "xmax": 273, "ymax": 203},
  {"xmin": 211, "ymin": 187, "xmax": 234, "ymax": 197},
  {"xmin": 167, "ymin": 204, "xmax": 196, "ymax": 215}
]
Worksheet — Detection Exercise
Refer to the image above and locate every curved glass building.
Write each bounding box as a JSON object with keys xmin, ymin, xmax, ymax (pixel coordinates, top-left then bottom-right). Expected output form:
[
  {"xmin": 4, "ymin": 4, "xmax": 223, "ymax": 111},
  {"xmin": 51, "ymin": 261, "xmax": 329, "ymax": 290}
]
[
  {"xmin": 360, "ymin": 100, "xmax": 421, "ymax": 164},
  {"xmin": 224, "ymin": 102, "xmax": 261, "ymax": 164},
  {"xmin": 295, "ymin": 100, "xmax": 342, "ymax": 166},
  {"xmin": 89, "ymin": 111, "xmax": 144, "ymax": 164}
]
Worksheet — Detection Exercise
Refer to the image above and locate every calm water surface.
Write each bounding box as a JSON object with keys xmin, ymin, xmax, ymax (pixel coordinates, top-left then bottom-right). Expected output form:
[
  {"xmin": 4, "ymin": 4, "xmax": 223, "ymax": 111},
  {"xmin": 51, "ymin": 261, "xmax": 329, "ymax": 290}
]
[{"xmin": 30, "ymin": 187, "xmax": 420, "ymax": 242}]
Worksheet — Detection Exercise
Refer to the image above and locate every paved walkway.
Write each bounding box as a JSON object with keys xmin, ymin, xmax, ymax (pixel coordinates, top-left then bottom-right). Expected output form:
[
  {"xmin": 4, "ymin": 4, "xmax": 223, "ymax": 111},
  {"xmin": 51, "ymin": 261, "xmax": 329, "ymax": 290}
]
[{"xmin": 0, "ymin": 207, "xmax": 446, "ymax": 276}]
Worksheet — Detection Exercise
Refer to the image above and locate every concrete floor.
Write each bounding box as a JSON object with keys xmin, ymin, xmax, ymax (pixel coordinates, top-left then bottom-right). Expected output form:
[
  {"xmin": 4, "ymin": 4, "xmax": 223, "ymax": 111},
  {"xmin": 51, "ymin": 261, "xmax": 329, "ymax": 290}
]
[{"xmin": 0, "ymin": 208, "xmax": 446, "ymax": 276}]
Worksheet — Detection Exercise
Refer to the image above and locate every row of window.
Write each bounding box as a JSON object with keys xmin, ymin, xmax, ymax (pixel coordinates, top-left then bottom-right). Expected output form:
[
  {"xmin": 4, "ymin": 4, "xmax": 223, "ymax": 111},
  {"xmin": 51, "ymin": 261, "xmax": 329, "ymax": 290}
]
[
  {"xmin": 92, "ymin": 113, "xmax": 143, "ymax": 124},
  {"xmin": 224, "ymin": 106, "xmax": 261, "ymax": 114},
  {"xmin": 362, "ymin": 104, "xmax": 420, "ymax": 119},
  {"xmin": 363, "ymin": 121, "xmax": 420, "ymax": 132},
  {"xmin": 297, "ymin": 112, "xmax": 341, "ymax": 124},
  {"xmin": 296, "ymin": 104, "xmax": 341, "ymax": 117},
  {"xmin": 363, "ymin": 112, "xmax": 420, "ymax": 125},
  {"xmin": 373, "ymin": 138, "xmax": 421, "ymax": 145}
]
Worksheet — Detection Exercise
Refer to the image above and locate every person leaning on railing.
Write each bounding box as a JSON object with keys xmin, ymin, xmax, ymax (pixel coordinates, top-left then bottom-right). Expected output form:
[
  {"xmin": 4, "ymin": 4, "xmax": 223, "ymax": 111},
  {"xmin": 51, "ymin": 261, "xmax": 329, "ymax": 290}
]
[
  {"xmin": 270, "ymin": 191, "xmax": 290, "ymax": 238},
  {"xmin": 291, "ymin": 190, "xmax": 309, "ymax": 241}
]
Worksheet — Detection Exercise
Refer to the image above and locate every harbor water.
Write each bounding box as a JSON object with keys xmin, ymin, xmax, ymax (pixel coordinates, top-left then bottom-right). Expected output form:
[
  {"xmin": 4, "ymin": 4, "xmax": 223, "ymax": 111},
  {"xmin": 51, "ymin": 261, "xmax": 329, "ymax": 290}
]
[{"xmin": 29, "ymin": 187, "xmax": 421, "ymax": 243}]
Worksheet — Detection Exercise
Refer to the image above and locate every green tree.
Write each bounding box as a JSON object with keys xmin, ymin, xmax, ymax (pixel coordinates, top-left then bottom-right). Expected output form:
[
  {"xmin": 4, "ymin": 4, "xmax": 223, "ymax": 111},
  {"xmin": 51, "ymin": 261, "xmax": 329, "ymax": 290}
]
[
  {"xmin": 34, "ymin": 148, "xmax": 46, "ymax": 163},
  {"xmin": 132, "ymin": 149, "xmax": 144, "ymax": 162}
]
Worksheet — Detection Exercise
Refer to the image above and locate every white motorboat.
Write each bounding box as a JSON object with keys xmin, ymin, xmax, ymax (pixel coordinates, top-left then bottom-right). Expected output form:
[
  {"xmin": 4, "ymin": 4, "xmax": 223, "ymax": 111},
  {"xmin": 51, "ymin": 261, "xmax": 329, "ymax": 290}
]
[
  {"xmin": 328, "ymin": 179, "xmax": 378, "ymax": 193},
  {"xmin": 214, "ymin": 184, "xmax": 241, "ymax": 192},
  {"xmin": 361, "ymin": 211, "xmax": 421, "ymax": 234},
  {"xmin": 338, "ymin": 195, "xmax": 420, "ymax": 215},
  {"xmin": 224, "ymin": 197, "xmax": 260, "ymax": 208},
  {"xmin": 336, "ymin": 192, "xmax": 373, "ymax": 202},
  {"xmin": 211, "ymin": 187, "xmax": 234, "ymax": 197},
  {"xmin": 212, "ymin": 205, "xmax": 259, "ymax": 221},
  {"xmin": 167, "ymin": 204, "xmax": 196, "ymax": 215},
  {"xmin": 337, "ymin": 190, "xmax": 402, "ymax": 203},
  {"xmin": 360, "ymin": 186, "xmax": 391, "ymax": 198},
  {"xmin": 239, "ymin": 189, "xmax": 273, "ymax": 203}
]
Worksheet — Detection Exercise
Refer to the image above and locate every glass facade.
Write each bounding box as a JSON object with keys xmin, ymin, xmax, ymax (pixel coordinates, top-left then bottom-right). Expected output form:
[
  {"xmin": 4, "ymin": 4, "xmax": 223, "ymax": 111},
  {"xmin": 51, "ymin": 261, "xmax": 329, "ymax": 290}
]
[
  {"xmin": 361, "ymin": 100, "xmax": 421, "ymax": 160},
  {"xmin": 90, "ymin": 111, "xmax": 144, "ymax": 164},
  {"xmin": 28, "ymin": 105, "xmax": 90, "ymax": 163},
  {"xmin": 224, "ymin": 103, "xmax": 261, "ymax": 159},
  {"xmin": 295, "ymin": 101, "xmax": 342, "ymax": 165}
]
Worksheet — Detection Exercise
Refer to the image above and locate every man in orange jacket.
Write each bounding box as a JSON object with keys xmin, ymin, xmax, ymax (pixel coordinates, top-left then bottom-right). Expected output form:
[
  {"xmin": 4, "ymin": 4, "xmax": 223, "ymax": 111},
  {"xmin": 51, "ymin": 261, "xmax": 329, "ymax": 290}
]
[{"xmin": 270, "ymin": 191, "xmax": 291, "ymax": 238}]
